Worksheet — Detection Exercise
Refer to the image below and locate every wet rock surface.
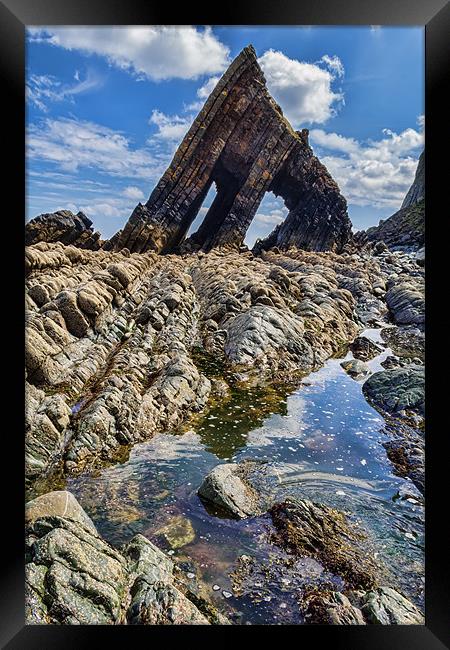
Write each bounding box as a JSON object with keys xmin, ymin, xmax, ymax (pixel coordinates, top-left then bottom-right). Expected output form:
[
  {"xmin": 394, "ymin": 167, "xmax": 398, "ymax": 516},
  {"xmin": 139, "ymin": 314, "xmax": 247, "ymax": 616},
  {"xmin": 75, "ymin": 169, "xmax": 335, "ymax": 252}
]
[
  {"xmin": 269, "ymin": 499, "xmax": 380, "ymax": 590},
  {"xmin": 198, "ymin": 461, "xmax": 271, "ymax": 518},
  {"xmin": 25, "ymin": 491, "xmax": 223, "ymax": 625},
  {"xmin": 302, "ymin": 586, "xmax": 424, "ymax": 625},
  {"xmin": 350, "ymin": 336, "xmax": 383, "ymax": 361},
  {"xmin": 340, "ymin": 359, "xmax": 370, "ymax": 379},
  {"xmin": 363, "ymin": 367, "xmax": 425, "ymax": 416}
]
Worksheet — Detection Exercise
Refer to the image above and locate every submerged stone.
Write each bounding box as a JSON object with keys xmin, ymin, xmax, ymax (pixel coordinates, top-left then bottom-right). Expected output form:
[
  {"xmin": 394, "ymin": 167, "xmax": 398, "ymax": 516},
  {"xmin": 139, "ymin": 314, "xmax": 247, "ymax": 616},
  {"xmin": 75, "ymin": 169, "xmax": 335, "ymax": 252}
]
[{"xmin": 154, "ymin": 515, "xmax": 196, "ymax": 549}]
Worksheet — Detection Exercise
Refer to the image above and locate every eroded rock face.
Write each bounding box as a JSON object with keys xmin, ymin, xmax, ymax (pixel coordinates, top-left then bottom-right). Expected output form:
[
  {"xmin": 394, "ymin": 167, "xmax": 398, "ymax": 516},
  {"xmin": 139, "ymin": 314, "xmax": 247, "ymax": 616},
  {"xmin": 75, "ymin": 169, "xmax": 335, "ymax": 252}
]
[
  {"xmin": 25, "ymin": 210, "xmax": 102, "ymax": 250},
  {"xmin": 302, "ymin": 587, "xmax": 424, "ymax": 625},
  {"xmin": 402, "ymin": 150, "xmax": 425, "ymax": 210},
  {"xmin": 113, "ymin": 46, "xmax": 352, "ymax": 255},
  {"xmin": 25, "ymin": 492, "xmax": 219, "ymax": 625},
  {"xmin": 25, "ymin": 242, "xmax": 423, "ymax": 489}
]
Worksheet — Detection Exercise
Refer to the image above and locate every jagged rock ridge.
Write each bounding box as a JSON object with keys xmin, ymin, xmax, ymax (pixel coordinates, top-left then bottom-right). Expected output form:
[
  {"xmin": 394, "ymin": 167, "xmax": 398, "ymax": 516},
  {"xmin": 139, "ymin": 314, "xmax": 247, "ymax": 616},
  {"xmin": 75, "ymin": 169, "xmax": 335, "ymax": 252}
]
[
  {"xmin": 113, "ymin": 45, "xmax": 352, "ymax": 255},
  {"xmin": 26, "ymin": 210, "xmax": 102, "ymax": 250}
]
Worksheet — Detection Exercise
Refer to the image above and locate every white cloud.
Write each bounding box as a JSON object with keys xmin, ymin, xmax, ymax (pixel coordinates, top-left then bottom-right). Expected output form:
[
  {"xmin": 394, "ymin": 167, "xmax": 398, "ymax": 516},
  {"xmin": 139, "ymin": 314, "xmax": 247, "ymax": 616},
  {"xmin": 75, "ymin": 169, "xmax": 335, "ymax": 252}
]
[
  {"xmin": 320, "ymin": 55, "xmax": 345, "ymax": 79},
  {"xmin": 253, "ymin": 210, "xmax": 285, "ymax": 226},
  {"xmin": 149, "ymin": 110, "xmax": 191, "ymax": 142},
  {"xmin": 197, "ymin": 75, "xmax": 221, "ymax": 98},
  {"xmin": 310, "ymin": 120, "xmax": 424, "ymax": 209},
  {"xmin": 309, "ymin": 129, "xmax": 359, "ymax": 154},
  {"xmin": 27, "ymin": 117, "xmax": 167, "ymax": 180},
  {"xmin": 79, "ymin": 202, "xmax": 122, "ymax": 218},
  {"xmin": 258, "ymin": 49, "xmax": 344, "ymax": 127},
  {"xmin": 123, "ymin": 186, "xmax": 145, "ymax": 200},
  {"xmin": 28, "ymin": 26, "xmax": 230, "ymax": 81},
  {"xmin": 26, "ymin": 69, "xmax": 103, "ymax": 111},
  {"xmin": 184, "ymin": 74, "xmax": 222, "ymax": 112}
]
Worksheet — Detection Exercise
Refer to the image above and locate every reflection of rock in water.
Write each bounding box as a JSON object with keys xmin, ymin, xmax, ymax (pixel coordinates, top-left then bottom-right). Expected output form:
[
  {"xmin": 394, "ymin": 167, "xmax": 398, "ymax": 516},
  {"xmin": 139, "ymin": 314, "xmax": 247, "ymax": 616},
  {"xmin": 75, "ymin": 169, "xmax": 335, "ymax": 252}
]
[{"xmin": 192, "ymin": 383, "xmax": 290, "ymax": 459}]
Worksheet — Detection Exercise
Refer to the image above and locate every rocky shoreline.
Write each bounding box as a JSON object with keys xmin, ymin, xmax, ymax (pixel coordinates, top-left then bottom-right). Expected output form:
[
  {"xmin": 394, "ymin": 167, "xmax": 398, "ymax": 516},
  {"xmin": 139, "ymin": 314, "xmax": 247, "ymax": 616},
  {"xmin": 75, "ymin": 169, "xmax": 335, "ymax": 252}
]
[
  {"xmin": 26, "ymin": 239, "xmax": 423, "ymax": 484},
  {"xmin": 25, "ymin": 235, "xmax": 425, "ymax": 625}
]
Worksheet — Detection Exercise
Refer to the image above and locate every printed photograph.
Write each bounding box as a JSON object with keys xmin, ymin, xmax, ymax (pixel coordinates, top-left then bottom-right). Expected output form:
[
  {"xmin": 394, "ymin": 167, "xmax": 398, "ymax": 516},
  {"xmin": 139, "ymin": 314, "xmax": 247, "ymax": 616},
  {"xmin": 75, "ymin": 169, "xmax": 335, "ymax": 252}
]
[{"xmin": 25, "ymin": 25, "xmax": 425, "ymax": 626}]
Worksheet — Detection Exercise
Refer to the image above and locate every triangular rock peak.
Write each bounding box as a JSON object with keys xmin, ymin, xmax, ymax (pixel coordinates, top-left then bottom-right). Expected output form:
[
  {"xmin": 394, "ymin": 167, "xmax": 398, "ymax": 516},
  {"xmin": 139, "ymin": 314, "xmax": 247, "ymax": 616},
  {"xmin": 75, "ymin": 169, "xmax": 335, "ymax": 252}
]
[{"xmin": 113, "ymin": 45, "xmax": 353, "ymax": 254}]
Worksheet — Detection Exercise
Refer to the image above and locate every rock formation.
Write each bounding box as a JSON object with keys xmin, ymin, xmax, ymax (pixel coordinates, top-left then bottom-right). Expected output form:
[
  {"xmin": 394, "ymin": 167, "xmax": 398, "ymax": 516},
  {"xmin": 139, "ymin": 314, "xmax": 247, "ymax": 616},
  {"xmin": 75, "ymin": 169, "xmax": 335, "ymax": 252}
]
[
  {"xmin": 365, "ymin": 150, "xmax": 425, "ymax": 250},
  {"xmin": 113, "ymin": 46, "xmax": 352, "ymax": 255},
  {"xmin": 27, "ymin": 241, "xmax": 399, "ymax": 484},
  {"xmin": 25, "ymin": 210, "xmax": 102, "ymax": 250},
  {"xmin": 25, "ymin": 491, "xmax": 226, "ymax": 625}
]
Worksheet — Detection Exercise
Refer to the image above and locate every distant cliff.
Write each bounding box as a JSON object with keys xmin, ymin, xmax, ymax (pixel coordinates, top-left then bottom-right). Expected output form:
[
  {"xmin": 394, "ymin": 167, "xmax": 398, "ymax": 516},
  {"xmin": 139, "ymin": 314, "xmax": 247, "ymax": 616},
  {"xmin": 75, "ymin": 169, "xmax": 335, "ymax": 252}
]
[{"xmin": 365, "ymin": 150, "xmax": 424, "ymax": 250}]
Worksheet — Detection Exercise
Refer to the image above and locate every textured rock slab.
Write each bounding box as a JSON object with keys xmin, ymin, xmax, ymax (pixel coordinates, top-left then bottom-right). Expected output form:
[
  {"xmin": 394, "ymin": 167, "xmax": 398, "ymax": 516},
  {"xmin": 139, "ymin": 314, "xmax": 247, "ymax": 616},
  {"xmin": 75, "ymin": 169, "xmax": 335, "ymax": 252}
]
[
  {"xmin": 25, "ymin": 491, "xmax": 96, "ymax": 533},
  {"xmin": 363, "ymin": 368, "xmax": 425, "ymax": 415},
  {"xmin": 385, "ymin": 281, "xmax": 425, "ymax": 326},
  {"xmin": 303, "ymin": 590, "xmax": 367, "ymax": 625},
  {"xmin": 303, "ymin": 587, "xmax": 423, "ymax": 625},
  {"xmin": 25, "ymin": 493, "xmax": 221, "ymax": 625},
  {"xmin": 358, "ymin": 586, "xmax": 424, "ymax": 624}
]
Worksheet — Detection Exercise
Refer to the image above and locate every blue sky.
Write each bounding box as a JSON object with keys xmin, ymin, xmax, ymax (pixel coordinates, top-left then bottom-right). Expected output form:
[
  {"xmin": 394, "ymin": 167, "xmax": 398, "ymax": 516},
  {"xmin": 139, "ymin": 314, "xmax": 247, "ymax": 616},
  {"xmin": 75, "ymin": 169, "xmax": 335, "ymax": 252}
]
[{"xmin": 26, "ymin": 26, "xmax": 424, "ymax": 245}]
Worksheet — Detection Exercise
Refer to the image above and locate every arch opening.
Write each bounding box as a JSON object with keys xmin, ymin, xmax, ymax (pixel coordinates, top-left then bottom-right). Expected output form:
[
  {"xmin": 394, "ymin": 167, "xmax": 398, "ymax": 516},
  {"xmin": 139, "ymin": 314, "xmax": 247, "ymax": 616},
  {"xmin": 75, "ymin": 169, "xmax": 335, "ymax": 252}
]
[
  {"xmin": 245, "ymin": 192, "xmax": 289, "ymax": 249},
  {"xmin": 185, "ymin": 158, "xmax": 243, "ymax": 250}
]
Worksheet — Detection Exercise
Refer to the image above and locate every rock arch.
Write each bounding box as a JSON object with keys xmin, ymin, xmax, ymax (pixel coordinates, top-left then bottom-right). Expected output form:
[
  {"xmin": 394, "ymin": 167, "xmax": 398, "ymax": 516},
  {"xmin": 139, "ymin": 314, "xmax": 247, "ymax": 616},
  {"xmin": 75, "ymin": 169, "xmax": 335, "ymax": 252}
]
[{"xmin": 113, "ymin": 45, "xmax": 352, "ymax": 255}]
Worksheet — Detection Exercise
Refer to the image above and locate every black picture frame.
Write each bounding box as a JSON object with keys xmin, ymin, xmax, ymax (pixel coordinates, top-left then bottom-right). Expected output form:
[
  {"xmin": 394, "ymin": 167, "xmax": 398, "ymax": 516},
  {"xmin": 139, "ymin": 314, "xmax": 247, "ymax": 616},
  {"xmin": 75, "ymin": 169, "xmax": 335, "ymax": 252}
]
[{"xmin": 2, "ymin": 0, "xmax": 449, "ymax": 647}]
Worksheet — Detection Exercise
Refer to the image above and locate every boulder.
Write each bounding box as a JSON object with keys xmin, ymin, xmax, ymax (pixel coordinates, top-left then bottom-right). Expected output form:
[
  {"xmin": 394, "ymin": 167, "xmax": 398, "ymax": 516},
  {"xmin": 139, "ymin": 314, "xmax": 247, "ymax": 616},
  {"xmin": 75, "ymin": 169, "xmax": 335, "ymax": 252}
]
[
  {"xmin": 359, "ymin": 586, "xmax": 424, "ymax": 624},
  {"xmin": 26, "ymin": 210, "xmax": 101, "ymax": 250},
  {"xmin": 25, "ymin": 491, "xmax": 96, "ymax": 533},
  {"xmin": 349, "ymin": 336, "xmax": 383, "ymax": 361},
  {"xmin": 340, "ymin": 359, "xmax": 371, "ymax": 379},
  {"xmin": 363, "ymin": 368, "xmax": 425, "ymax": 415},
  {"xmin": 198, "ymin": 462, "xmax": 268, "ymax": 519}
]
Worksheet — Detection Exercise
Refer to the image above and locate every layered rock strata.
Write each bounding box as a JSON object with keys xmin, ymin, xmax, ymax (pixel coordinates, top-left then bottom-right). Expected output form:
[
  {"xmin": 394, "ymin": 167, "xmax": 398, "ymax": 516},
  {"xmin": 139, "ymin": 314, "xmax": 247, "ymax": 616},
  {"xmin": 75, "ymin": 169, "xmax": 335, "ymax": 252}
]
[{"xmin": 112, "ymin": 46, "xmax": 352, "ymax": 255}]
